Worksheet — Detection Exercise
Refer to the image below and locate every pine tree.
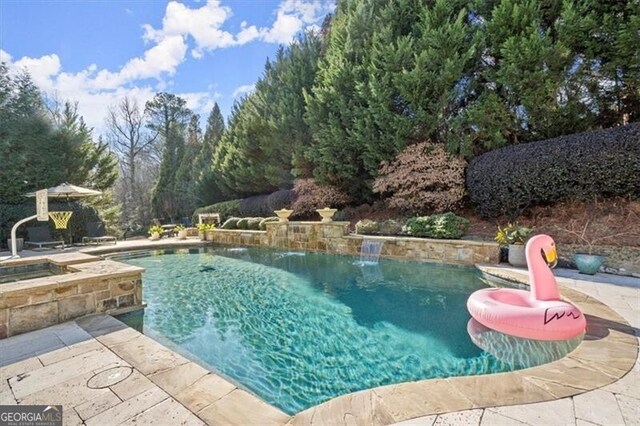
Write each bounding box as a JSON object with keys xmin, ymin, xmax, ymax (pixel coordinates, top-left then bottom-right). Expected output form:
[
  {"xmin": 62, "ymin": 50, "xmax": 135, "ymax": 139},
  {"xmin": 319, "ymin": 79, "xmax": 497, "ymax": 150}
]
[
  {"xmin": 175, "ymin": 114, "xmax": 202, "ymax": 214},
  {"xmin": 212, "ymin": 32, "xmax": 322, "ymax": 196},
  {"xmin": 193, "ymin": 103, "xmax": 226, "ymax": 205},
  {"xmin": 0, "ymin": 66, "xmax": 117, "ymax": 203},
  {"xmin": 145, "ymin": 92, "xmax": 191, "ymax": 219},
  {"xmin": 304, "ymin": 0, "xmax": 386, "ymax": 201}
]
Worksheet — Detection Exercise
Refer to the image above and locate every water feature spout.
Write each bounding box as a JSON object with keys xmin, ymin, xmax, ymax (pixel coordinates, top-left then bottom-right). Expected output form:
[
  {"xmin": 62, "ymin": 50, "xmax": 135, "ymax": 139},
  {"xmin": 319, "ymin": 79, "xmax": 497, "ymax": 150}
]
[{"xmin": 360, "ymin": 239, "xmax": 384, "ymax": 264}]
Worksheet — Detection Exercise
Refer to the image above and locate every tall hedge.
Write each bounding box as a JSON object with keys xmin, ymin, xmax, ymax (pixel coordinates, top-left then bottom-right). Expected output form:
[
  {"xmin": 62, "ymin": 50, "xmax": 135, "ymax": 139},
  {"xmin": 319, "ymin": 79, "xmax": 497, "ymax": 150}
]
[{"xmin": 467, "ymin": 123, "xmax": 640, "ymax": 218}]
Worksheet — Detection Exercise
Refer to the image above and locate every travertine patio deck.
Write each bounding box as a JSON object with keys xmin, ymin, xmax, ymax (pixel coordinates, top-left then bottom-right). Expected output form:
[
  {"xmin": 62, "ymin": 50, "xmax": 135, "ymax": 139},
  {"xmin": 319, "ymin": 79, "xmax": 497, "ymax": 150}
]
[{"xmin": 1, "ymin": 240, "xmax": 638, "ymax": 425}]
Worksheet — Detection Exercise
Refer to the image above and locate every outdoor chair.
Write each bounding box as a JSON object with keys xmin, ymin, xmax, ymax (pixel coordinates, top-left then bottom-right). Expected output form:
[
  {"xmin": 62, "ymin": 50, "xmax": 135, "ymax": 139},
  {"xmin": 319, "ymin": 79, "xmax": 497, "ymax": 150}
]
[
  {"xmin": 82, "ymin": 222, "xmax": 117, "ymax": 245},
  {"xmin": 24, "ymin": 226, "xmax": 65, "ymax": 249}
]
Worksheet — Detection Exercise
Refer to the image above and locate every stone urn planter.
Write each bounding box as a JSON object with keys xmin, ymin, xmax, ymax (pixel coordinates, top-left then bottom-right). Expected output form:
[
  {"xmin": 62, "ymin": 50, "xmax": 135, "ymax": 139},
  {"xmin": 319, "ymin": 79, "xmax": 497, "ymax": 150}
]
[
  {"xmin": 275, "ymin": 209, "xmax": 293, "ymax": 223},
  {"xmin": 316, "ymin": 207, "xmax": 337, "ymax": 223},
  {"xmin": 149, "ymin": 233, "xmax": 160, "ymax": 241},
  {"xmin": 508, "ymin": 244, "xmax": 527, "ymax": 267},
  {"xmin": 205, "ymin": 229, "xmax": 215, "ymax": 241},
  {"xmin": 573, "ymin": 253, "xmax": 604, "ymax": 275},
  {"xmin": 177, "ymin": 229, "xmax": 188, "ymax": 240}
]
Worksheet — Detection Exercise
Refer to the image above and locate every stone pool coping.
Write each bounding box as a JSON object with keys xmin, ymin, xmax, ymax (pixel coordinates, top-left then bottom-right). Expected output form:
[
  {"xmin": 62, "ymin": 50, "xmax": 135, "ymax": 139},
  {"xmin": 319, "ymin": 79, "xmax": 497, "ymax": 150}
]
[
  {"xmin": 2, "ymin": 241, "xmax": 638, "ymax": 425},
  {"xmin": 84, "ymin": 241, "xmax": 639, "ymax": 424}
]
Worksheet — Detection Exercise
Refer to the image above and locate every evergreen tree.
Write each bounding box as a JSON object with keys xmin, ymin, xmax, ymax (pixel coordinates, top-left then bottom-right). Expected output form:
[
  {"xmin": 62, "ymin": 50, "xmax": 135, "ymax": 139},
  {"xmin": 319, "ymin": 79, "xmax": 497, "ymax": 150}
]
[
  {"xmin": 304, "ymin": 0, "xmax": 385, "ymax": 200},
  {"xmin": 145, "ymin": 92, "xmax": 191, "ymax": 218},
  {"xmin": 193, "ymin": 103, "xmax": 226, "ymax": 205},
  {"xmin": 0, "ymin": 66, "xmax": 117, "ymax": 203},
  {"xmin": 555, "ymin": 0, "xmax": 640, "ymax": 127},
  {"xmin": 213, "ymin": 32, "xmax": 322, "ymax": 196},
  {"xmin": 175, "ymin": 113, "xmax": 202, "ymax": 214}
]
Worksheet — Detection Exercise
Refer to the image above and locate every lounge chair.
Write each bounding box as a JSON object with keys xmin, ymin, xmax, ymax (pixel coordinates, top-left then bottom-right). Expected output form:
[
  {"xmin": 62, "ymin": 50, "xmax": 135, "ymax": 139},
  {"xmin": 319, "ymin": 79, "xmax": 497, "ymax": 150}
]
[
  {"xmin": 24, "ymin": 226, "xmax": 65, "ymax": 249},
  {"xmin": 82, "ymin": 222, "xmax": 117, "ymax": 245}
]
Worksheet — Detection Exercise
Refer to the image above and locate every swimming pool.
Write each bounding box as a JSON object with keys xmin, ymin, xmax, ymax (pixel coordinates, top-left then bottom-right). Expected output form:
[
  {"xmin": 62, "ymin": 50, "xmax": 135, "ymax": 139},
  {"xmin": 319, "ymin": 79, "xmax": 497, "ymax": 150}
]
[{"xmin": 114, "ymin": 247, "xmax": 581, "ymax": 414}]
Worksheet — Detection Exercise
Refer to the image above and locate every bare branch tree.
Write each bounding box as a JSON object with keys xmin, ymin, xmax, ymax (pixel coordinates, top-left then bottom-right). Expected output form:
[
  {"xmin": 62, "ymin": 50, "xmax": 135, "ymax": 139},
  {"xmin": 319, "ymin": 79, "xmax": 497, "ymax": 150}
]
[{"xmin": 105, "ymin": 96, "xmax": 159, "ymax": 226}]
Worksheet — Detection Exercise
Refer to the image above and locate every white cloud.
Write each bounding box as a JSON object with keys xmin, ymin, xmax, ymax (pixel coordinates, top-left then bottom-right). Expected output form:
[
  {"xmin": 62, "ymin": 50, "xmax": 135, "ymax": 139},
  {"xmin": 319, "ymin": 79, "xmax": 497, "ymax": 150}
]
[
  {"xmin": 0, "ymin": 49, "xmax": 12, "ymax": 63},
  {"xmin": 262, "ymin": 0, "xmax": 331, "ymax": 43},
  {"xmin": 0, "ymin": 0, "xmax": 334, "ymax": 134},
  {"xmin": 144, "ymin": 0, "xmax": 236, "ymax": 58},
  {"xmin": 232, "ymin": 84, "xmax": 255, "ymax": 98},
  {"xmin": 144, "ymin": 0, "xmax": 334, "ymax": 58},
  {"xmin": 13, "ymin": 54, "xmax": 61, "ymax": 91},
  {"xmin": 2, "ymin": 53, "xmax": 216, "ymax": 136}
]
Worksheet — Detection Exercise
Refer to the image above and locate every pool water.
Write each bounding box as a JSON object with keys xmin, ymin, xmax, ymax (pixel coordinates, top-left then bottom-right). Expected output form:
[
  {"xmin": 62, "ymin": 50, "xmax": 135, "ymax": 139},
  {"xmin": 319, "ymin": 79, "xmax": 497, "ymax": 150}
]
[{"xmin": 115, "ymin": 247, "xmax": 580, "ymax": 414}]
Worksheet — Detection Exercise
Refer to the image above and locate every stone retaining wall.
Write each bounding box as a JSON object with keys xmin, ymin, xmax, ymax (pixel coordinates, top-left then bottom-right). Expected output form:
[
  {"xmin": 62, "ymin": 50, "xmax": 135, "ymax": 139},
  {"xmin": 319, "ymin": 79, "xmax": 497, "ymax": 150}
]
[
  {"xmin": 205, "ymin": 221, "xmax": 499, "ymax": 265},
  {"xmin": 0, "ymin": 254, "xmax": 144, "ymax": 338},
  {"xmin": 209, "ymin": 229, "xmax": 267, "ymax": 247}
]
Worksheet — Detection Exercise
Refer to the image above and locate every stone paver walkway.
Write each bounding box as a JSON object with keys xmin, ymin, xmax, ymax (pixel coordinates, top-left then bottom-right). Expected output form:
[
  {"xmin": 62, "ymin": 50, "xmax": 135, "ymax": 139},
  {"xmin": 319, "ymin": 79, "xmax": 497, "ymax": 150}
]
[{"xmin": 0, "ymin": 315, "xmax": 288, "ymax": 426}]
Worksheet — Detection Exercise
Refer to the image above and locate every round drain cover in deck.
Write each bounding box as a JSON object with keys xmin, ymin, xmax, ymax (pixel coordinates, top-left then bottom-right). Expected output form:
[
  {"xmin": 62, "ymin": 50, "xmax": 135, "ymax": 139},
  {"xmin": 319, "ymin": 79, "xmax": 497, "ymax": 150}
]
[{"xmin": 87, "ymin": 366, "xmax": 133, "ymax": 389}]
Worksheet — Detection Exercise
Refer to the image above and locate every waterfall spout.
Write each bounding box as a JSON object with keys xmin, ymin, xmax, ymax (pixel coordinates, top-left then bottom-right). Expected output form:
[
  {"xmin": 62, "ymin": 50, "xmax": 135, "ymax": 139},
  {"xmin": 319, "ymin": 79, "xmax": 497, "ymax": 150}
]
[{"xmin": 360, "ymin": 239, "xmax": 384, "ymax": 265}]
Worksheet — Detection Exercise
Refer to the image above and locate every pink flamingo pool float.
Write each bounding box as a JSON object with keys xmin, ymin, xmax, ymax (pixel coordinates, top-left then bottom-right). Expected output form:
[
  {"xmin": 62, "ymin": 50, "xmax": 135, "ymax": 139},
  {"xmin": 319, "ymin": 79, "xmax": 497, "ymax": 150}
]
[{"xmin": 467, "ymin": 234, "xmax": 586, "ymax": 341}]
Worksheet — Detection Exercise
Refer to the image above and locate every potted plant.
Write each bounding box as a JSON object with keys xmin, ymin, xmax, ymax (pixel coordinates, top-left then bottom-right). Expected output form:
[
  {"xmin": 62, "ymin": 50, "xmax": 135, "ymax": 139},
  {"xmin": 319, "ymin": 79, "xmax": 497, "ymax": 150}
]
[
  {"xmin": 148, "ymin": 225, "xmax": 163, "ymax": 241},
  {"xmin": 175, "ymin": 225, "xmax": 187, "ymax": 240},
  {"xmin": 560, "ymin": 220, "xmax": 627, "ymax": 275},
  {"xmin": 205, "ymin": 223, "xmax": 216, "ymax": 241},
  {"xmin": 495, "ymin": 223, "xmax": 533, "ymax": 267},
  {"xmin": 196, "ymin": 223, "xmax": 208, "ymax": 240}
]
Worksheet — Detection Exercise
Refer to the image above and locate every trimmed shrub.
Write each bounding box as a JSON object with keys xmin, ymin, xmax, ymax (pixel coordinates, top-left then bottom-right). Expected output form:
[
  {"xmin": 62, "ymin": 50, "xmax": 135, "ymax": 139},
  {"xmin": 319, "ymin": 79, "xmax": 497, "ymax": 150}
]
[
  {"xmin": 467, "ymin": 123, "xmax": 640, "ymax": 218},
  {"xmin": 192, "ymin": 199, "xmax": 241, "ymax": 224},
  {"xmin": 0, "ymin": 201, "xmax": 101, "ymax": 248},
  {"xmin": 355, "ymin": 219, "xmax": 380, "ymax": 235},
  {"xmin": 239, "ymin": 195, "xmax": 271, "ymax": 217},
  {"xmin": 247, "ymin": 218, "xmax": 263, "ymax": 230},
  {"xmin": 291, "ymin": 179, "xmax": 351, "ymax": 217},
  {"xmin": 236, "ymin": 218, "xmax": 250, "ymax": 230},
  {"xmin": 378, "ymin": 220, "xmax": 404, "ymax": 236},
  {"xmin": 221, "ymin": 217, "xmax": 240, "ymax": 229},
  {"xmin": 267, "ymin": 189, "xmax": 294, "ymax": 212},
  {"xmin": 373, "ymin": 142, "xmax": 467, "ymax": 214},
  {"xmin": 404, "ymin": 213, "xmax": 470, "ymax": 239},
  {"xmin": 259, "ymin": 217, "xmax": 279, "ymax": 230},
  {"xmin": 355, "ymin": 219, "xmax": 404, "ymax": 236},
  {"xmin": 194, "ymin": 190, "xmax": 294, "ymax": 225}
]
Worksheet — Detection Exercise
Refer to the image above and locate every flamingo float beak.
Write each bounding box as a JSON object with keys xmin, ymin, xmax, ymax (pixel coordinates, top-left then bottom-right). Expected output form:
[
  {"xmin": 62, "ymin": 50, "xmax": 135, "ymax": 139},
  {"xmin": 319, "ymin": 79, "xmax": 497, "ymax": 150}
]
[{"xmin": 543, "ymin": 246, "xmax": 558, "ymax": 268}]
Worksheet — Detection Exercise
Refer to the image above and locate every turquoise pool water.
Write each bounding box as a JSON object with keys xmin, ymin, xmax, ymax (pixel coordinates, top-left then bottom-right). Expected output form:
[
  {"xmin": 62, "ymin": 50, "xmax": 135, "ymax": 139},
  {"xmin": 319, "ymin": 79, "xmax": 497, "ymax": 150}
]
[{"xmin": 115, "ymin": 247, "xmax": 580, "ymax": 414}]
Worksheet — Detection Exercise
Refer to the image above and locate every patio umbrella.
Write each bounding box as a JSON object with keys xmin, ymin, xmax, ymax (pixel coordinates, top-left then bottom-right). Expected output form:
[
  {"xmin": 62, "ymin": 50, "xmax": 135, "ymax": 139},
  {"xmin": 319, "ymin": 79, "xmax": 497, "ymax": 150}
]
[{"xmin": 26, "ymin": 183, "xmax": 102, "ymax": 199}]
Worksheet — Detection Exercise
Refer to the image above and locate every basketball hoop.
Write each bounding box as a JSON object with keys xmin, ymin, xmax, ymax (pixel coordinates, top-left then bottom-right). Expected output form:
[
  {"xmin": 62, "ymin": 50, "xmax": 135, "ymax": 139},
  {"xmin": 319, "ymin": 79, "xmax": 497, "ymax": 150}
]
[{"xmin": 49, "ymin": 211, "xmax": 73, "ymax": 229}]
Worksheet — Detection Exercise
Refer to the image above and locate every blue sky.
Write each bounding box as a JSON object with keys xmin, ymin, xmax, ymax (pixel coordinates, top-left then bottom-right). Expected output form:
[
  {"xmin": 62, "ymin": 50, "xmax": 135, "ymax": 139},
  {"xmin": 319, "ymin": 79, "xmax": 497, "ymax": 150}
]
[{"xmin": 0, "ymin": 0, "xmax": 334, "ymax": 134}]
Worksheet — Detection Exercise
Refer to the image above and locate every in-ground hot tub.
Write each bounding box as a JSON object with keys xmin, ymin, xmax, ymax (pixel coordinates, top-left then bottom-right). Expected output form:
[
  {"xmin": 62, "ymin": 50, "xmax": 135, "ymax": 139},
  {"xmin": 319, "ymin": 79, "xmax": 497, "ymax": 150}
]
[
  {"xmin": 0, "ymin": 260, "xmax": 68, "ymax": 284},
  {"xmin": 0, "ymin": 252, "xmax": 144, "ymax": 338}
]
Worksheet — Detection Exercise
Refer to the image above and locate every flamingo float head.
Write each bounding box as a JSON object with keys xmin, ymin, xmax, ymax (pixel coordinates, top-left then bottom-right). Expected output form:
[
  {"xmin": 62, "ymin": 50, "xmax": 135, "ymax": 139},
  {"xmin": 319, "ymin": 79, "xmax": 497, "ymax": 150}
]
[
  {"xmin": 526, "ymin": 234, "xmax": 558, "ymax": 268},
  {"xmin": 526, "ymin": 234, "xmax": 560, "ymax": 301}
]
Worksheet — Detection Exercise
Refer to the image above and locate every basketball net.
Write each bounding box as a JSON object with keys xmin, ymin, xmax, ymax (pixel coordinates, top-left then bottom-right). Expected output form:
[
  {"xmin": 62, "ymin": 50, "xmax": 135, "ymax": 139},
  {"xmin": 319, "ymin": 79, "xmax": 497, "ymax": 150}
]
[{"xmin": 49, "ymin": 211, "xmax": 73, "ymax": 229}]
